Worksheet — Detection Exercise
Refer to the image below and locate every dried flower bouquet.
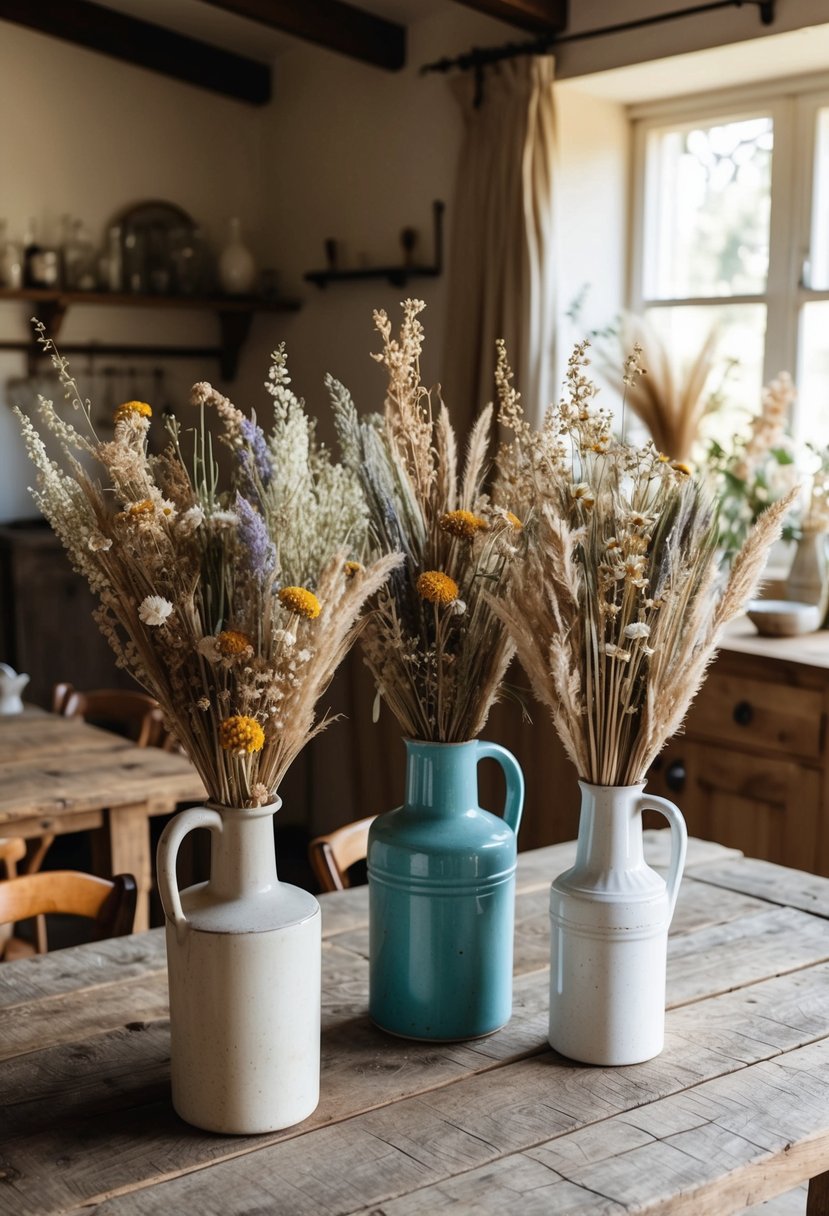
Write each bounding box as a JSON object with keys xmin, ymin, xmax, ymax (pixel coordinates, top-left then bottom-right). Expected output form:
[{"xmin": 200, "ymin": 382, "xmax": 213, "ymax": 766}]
[
  {"xmin": 326, "ymin": 299, "xmax": 520, "ymax": 743},
  {"xmin": 493, "ymin": 341, "xmax": 797, "ymax": 788},
  {"xmin": 17, "ymin": 323, "xmax": 399, "ymax": 808}
]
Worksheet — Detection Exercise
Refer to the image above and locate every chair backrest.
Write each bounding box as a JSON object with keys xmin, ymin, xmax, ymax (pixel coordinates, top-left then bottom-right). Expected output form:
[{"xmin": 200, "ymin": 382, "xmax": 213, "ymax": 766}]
[
  {"xmin": 52, "ymin": 683, "xmax": 165, "ymax": 748},
  {"xmin": 308, "ymin": 816, "xmax": 376, "ymax": 893},
  {"xmin": 0, "ymin": 871, "xmax": 137, "ymax": 952}
]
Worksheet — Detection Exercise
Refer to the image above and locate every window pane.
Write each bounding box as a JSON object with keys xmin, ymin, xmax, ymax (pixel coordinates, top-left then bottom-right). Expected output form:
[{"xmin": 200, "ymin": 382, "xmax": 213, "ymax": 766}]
[
  {"xmin": 808, "ymin": 108, "xmax": 829, "ymax": 290},
  {"xmin": 646, "ymin": 116, "xmax": 773, "ymax": 300},
  {"xmin": 644, "ymin": 303, "xmax": 767, "ymax": 450},
  {"xmin": 798, "ymin": 302, "xmax": 829, "ymax": 442}
]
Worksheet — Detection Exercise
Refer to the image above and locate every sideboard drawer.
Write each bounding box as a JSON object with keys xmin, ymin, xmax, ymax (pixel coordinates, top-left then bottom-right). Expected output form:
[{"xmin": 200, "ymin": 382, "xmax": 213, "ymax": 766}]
[{"xmin": 687, "ymin": 673, "xmax": 824, "ymax": 760}]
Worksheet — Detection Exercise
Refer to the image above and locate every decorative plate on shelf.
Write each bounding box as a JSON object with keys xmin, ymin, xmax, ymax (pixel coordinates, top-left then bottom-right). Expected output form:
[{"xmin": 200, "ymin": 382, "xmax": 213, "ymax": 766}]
[{"xmin": 108, "ymin": 199, "xmax": 196, "ymax": 235}]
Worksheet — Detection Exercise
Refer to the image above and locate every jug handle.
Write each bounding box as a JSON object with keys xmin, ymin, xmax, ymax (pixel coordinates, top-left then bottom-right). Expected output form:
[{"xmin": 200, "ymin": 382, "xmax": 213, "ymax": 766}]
[
  {"xmin": 637, "ymin": 792, "xmax": 688, "ymax": 925},
  {"xmin": 157, "ymin": 806, "xmax": 223, "ymax": 941},
  {"xmin": 475, "ymin": 741, "xmax": 524, "ymax": 836}
]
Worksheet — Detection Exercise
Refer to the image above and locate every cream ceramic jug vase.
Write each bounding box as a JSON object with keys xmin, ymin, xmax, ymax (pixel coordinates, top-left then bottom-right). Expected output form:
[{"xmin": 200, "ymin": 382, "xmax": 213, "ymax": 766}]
[
  {"xmin": 157, "ymin": 800, "xmax": 320, "ymax": 1134},
  {"xmin": 549, "ymin": 782, "xmax": 687, "ymax": 1066}
]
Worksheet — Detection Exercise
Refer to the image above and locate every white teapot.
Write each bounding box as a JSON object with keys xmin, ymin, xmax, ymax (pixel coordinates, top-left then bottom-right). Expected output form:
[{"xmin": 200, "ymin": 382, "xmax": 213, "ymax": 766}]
[{"xmin": 0, "ymin": 663, "xmax": 29, "ymax": 714}]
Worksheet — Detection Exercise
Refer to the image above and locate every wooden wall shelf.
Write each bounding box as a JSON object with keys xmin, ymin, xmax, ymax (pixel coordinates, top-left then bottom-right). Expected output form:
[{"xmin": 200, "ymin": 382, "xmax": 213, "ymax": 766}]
[
  {"xmin": 0, "ymin": 287, "xmax": 302, "ymax": 380},
  {"xmin": 305, "ymin": 200, "xmax": 444, "ymax": 290}
]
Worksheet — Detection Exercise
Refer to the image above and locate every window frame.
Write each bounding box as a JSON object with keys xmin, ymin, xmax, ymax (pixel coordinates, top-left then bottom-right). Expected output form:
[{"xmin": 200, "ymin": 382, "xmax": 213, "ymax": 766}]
[{"xmin": 628, "ymin": 73, "xmax": 829, "ymax": 438}]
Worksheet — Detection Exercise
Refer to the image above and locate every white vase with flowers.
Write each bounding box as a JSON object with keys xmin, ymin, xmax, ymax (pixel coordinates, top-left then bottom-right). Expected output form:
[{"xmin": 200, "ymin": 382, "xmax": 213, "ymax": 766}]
[
  {"xmin": 492, "ymin": 340, "xmax": 797, "ymax": 1065},
  {"xmin": 17, "ymin": 325, "xmax": 399, "ymax": 1132}
]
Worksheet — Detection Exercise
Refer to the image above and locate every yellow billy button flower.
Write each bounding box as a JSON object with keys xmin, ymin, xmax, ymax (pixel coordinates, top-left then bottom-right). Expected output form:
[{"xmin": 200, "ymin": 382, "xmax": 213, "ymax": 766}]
[
  {"xmin": 128, "ymin": 499, "xmax": 154, "ymax": 517},
  {"xmin": 671, "ymin": 460, "xmax": 693, "ymax": 476},
  {"xmin": 219, "ymin": 715, "xmax": 265, "ymax": 755},
  {"xmin": 439, "ymin": 509, "xmax": 488, "ymax": 540},
  {"xmin": 504, "ymin": 511, "xmax": 523, "ymax": 531},
  {"xmin": 114, "ymin": 400, "xmax": 153, "ymax": 423},
  {"xmin": 344, "ymin": 560, "xmax": 363, "ymax": 578},
  {"xmin": 216, "ymin": 629, "xmax": 252, "ymax": 657},
  {"xmin": 417, "ymin": 570, "xmax": 459, "ymax": 606},
  {"xmin": 278, "ymin": 586, "xmax": 321, "ymax": 619}
]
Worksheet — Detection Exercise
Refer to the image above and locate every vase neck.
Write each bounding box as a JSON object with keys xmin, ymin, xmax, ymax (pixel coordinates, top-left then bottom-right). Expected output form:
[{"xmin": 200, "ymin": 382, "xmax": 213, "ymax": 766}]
[
  {"xmin": 210, "ymin": 804, "xmax": 278, "ymax": 899},
  {"xmin": 574, "ymin": 782, "xmax": 645, "ymax": 874},
  {"xmin": 403, "ymin": 740, "xmax": 478, "ymax": 815}
]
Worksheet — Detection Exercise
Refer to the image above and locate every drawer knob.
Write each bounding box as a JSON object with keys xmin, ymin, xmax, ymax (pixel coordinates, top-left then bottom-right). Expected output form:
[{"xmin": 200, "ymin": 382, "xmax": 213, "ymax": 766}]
[
  {"xmin": 666, "ymin": 761, "xmax": 686, "ymax": 792},
  {"xmin": 733, "ymin": 701, "xmax": 754, "ymax": 727}
]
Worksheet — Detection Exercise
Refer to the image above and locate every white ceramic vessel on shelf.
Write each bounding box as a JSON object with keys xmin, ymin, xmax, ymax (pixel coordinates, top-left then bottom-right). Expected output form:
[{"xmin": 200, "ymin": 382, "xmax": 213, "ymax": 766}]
[
  {"xmin": 157, "ymin": 799, "xmax": 320, "ymax": 1134},
  {"xmin": 549, "ymin": 781, "xmax": 687, "ymax": 1066},
  {"xmin": 0, "ymin": 663, "xmax": 29, "ymax": 714},
  {"xmin": 218, "ymin": 216, "xmax": 256, "ymax": 295}
]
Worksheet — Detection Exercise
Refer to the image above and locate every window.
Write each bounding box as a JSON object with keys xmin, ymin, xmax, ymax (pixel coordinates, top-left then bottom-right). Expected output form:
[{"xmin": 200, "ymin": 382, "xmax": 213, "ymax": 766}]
[{"xmin": 630, "ymin": 82, "xmax": 829, "ymax": 448}]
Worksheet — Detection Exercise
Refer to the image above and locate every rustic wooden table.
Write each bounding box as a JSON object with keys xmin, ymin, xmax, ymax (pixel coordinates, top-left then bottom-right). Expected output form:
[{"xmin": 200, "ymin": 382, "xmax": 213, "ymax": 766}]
[
  {"xmin": 1, "ymin": 835, "xmax": 828, "ymax": 1215},
  {"xmin": 0, "ymin": 712, "xmax": 205, "ymax": 932}
]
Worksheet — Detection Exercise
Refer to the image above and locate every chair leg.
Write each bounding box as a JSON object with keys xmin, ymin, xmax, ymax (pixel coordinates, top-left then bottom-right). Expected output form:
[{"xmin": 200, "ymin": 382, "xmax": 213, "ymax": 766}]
[{"xmin": 25, "ymin": 835, "xmax": 55, "ymax": 956}]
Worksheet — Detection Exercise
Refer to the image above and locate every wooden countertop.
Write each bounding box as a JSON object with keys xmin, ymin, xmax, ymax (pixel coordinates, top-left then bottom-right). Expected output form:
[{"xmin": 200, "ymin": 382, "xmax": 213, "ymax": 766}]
[{"xmin": 720, "ymin": 619, "xmax": 829, "ymax": 670}]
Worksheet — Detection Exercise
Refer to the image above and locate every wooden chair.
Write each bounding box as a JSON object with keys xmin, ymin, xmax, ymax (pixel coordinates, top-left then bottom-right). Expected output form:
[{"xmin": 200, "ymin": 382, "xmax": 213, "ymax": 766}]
[
  {"xmin": 52, "ymin": 683, "xmax": 166, "ymax": 748},
  {"xmin": 0, "ymin": 837, "xmax": 28, "ymax": 958},
  {"xmin": 308, "ymin": 816, "xmax": 376, "ymax": 893},
  {"xmin": 0, "ymin": 870, "xmax": 137, "ymax": 956}
]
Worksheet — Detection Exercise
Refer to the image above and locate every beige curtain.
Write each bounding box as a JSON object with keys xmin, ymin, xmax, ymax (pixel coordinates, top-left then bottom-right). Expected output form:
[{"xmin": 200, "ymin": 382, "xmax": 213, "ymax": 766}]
[{"xmin": 443, "ymin": 56, "xmax": 557, "ymax": 432}]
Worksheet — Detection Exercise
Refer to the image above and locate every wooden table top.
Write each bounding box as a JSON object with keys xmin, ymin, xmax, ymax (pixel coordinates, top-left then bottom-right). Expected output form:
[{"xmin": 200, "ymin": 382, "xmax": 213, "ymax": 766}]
[
  {"xmin": 0, "ymin": 712, "xmax": 206, "ymax": 824},
  {"xmin": 2, "ymin": 834, "xmax": 828, "ymax": 1215}
]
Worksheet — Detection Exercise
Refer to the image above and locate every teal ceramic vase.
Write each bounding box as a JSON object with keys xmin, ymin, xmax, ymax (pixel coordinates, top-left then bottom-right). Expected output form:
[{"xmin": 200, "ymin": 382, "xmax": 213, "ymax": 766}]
[{"xmin": 368, "ymin": 738, "xmax": 524, "ymax": 1041}]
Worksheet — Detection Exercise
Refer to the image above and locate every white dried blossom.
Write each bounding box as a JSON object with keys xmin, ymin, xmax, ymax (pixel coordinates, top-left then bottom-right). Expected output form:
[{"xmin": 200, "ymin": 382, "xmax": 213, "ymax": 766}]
[
  {"xmin": 274, "ymin": 629, "xmax": 296, "ymax": 648},
  {"xmin": 178, "ymin": 505, "xmax": 205, "ymax": 535},
  {"xmin": 138, "ymin": 595, "xmax": 174, "ymax": 626},
  {"xmin": 88, "ymin": 532, "xmax": 112, "ymax": 552},
  {"xmin": 623, "ymin": 622, "xmax": 651, "ymax": 640},
  {"xmin": 196, "ymin": 637, "xmax": 221, "ymax": 661},
  {"xmin": 209, "ymin": 509, "xmax": 239, "ymax": 529},
  {"xmin": 451, "ymin": 599, "xmax": 467, "ymax": 616}
]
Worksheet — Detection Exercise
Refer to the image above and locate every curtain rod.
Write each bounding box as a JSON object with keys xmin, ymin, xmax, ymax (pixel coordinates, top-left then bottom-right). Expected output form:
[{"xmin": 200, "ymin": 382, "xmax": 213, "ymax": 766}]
[{"xmin": 420, "ymin": 0, "xmax": 775, "ymax": 78}]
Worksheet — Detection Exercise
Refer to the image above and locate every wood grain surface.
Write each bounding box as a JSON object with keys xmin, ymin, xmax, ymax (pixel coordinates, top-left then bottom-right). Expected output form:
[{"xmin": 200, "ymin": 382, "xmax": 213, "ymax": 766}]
[{"xmin": 1, "ymin": 837, "xmax": 826, "ymax": 1216}]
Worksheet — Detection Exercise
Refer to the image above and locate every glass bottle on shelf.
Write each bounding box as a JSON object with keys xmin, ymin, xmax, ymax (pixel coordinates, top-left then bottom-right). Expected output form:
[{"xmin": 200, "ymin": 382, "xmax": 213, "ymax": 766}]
[
  {"xmin": 104, "ymin": 225, "xmax": 123, "ymax": 293},
  {"xmin": 0, "ymin": 220, "xmax": 23, "ymax": 289},
  {"xmin": 62, "ymin": 217, "xmax": 97, "ymax": 291},
  {"xmin": 123, "ymin": 224, "xmax": 146, "ymax": 293},
  {"xmin": 25, "ymin": 217, "xmax": 61, "ymax": 289}
]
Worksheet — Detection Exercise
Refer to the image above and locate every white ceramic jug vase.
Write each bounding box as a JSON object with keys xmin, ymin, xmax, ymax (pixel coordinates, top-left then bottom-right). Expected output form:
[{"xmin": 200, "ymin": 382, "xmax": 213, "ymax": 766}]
[
  {"xmin": 157, "ymin": 800, "xmax": 320, "ymax": 1134},
  {"xmin": 549, "ymin": 781, "xmax": 687, "ymax": 1066}
]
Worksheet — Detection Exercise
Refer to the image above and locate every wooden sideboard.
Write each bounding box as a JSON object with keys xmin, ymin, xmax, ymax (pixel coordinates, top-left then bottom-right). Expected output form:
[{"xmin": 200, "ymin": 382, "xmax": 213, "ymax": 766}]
[
  {"xmin": 647, "ymin": 623, "xmax": 829, "ymax": 877},
  {"xmin": 0, "ymin": 521, "xmax": 131, "ymax": 707}
]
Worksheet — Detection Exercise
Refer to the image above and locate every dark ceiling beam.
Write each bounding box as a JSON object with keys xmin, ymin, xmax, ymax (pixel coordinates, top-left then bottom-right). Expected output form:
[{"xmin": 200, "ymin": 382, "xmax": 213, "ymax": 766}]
[
  {"xmin": 451, "ymin": 0, "xmax": 567, "ymax": 35},
  {"xmin": 0, "ymin": 0, "xmax": 272, "ymax": 105},
  {"xmin": 198, "ymin": 0, "xmax": 406, "ymax": 71}
]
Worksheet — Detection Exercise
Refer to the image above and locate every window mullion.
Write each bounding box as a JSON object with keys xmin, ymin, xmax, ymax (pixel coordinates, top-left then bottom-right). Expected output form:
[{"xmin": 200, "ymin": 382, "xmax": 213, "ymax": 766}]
[{"xmin": 764, "ymin": 96, "xmax": 798, "ymax": 393}]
